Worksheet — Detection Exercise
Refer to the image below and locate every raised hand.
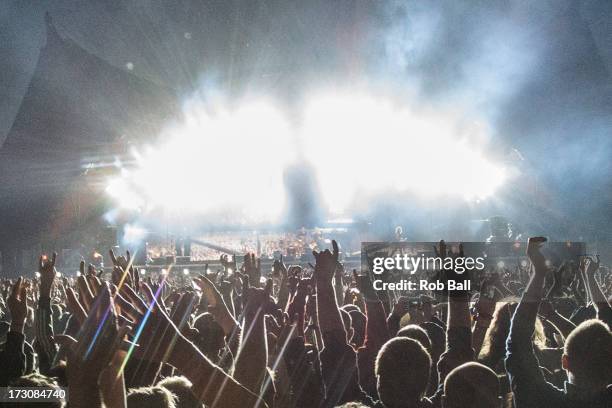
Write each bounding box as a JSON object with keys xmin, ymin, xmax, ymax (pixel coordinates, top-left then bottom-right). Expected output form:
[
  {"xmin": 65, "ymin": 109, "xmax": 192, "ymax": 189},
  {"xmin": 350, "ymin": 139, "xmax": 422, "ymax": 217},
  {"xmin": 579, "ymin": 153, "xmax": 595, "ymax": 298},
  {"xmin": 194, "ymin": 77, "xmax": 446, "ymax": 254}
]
[
  {"xmin": 433, "ymin": 239, "xmax": 448, "ymax": 259},
  {"xmin": 526, "ymin": 236, "xmax": 548, "ymax": 274},
  {"xmin": 579, "ymin": 254, "xmax": 611, "ymax": 320},
  {"xmin": 76, "ymin": 268, "xmax": 96, "ymax": 313},
  {"xmin": 580, "ymin": 255, "xmax": 600, "ymax": 277},
  {"xmin": 65, "ymin": 286, "xmax": 87, "ymax": 324},
  {"xmin": 56, "ymin": 283, "xmax": 129, "ymax": 405},
  {"xmin": 220, "ymin": 254, "xmax": 237, "ymax": 273},
  {"xmin": 287, "ymin": 265, "xmax": 302, "ymax": 295},
  {"xmin": 353, "ymin": 269, "xmax": 378, "ymax": 301},
  {"xmin": 287, "ymin": 277, "xmax": 310, "ymax": 335},
  {"xmin": 273, "ymin": 255, "xmax": 288, "ymax": 279},
  {"xmin": 391, "ymin": 296, "xmax": 410, "ymax": 319},
  {"xmin": 109, "ymin": 249, "xmax": 131, "ymax": 271},
  {"xmin": 193, "ymin": 275, "xmax": 238, "ymax": 336},
  {"xmin": 8, "ymin": 277, "xmax": 28, "ymax": 333},
  {"xmin": 110, "ymin": 249, "xmax": 140, "ymax": 291},
  {"xmin": 115, "ymin": 282, "xmax": 184, "ymax": 365},
  {"xmin": 474, "ymin": 281, "xmax": 498, "ymax": 321},
  {"xmin": 312, "ymin": 240, "xmax": 339, "ymax": 283},
  {"xmin": 169, "ymin": 291, "xmax": 198, "ymax": 335},
  {"xmin": 242, "ymin": 253, "xmax": 262, "ymax": 287},
  {"xmin": 242, "ymin": 276, "xmax": 274, "ymax": 319},
  {"xmin": 38, "ymin": 253, "xmax": 57, "ymax": 298}
]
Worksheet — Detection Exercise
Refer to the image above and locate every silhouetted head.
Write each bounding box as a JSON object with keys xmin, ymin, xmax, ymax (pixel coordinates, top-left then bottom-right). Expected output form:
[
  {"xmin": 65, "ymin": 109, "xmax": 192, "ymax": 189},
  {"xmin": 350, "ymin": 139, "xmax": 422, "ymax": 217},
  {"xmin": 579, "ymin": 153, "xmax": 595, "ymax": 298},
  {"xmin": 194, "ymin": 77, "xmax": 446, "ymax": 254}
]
[
  {"xmin": 10, "ymin": 373, "xmax": 62, "ymax": 408},
  {"xmin": 397, "ymin": 324, "xmax": 432, "ymax": 353},
  {"xmin": 193, "ymin": 312, "xmax": 225, "ymax": 359},
  {"xmin": 157, "ymin": 376, "xmax": 201, "ymax": 408},
  {"xmin": 127, "ymin": 386, "xmax": 177, "ymax": 408},
  {"xmin": 376, "ymin": 337, "xmax": 431, "ymax": 407},
  {"xmin": 442, "ymin": 362, "xmax": 501, "ymax": 408},
  {"xmin": 562, "ymin": 319, "xmax": 612, "ymax": 390}
]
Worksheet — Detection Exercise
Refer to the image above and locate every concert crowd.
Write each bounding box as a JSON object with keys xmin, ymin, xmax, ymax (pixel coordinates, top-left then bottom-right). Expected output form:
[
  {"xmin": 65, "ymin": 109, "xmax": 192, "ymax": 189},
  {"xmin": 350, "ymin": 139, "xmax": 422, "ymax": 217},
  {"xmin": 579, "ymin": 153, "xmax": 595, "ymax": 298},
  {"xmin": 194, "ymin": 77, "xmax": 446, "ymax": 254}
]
[{"xmin": 0, "ymin": 237, "xmax": 611, "ymax": 408}]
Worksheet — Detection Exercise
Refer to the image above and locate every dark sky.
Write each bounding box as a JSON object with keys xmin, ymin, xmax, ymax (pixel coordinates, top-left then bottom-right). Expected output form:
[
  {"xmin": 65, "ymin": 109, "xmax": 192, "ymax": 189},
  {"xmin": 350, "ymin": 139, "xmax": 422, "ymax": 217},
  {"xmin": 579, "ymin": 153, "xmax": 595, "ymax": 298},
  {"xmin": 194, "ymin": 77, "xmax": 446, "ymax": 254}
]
[{"xmin": 1, "ymin": 0, "xmax": 611, "ymax": 236}]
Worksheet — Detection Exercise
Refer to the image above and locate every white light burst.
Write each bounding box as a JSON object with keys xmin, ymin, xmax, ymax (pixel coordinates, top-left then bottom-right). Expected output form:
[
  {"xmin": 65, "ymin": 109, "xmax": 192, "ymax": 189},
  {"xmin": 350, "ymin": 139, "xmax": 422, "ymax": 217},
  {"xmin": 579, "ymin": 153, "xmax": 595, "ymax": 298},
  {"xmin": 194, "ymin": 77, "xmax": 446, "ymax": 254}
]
[{"xmin": 106, "ymin": 90, "xmax": 507, "ymax": 223}]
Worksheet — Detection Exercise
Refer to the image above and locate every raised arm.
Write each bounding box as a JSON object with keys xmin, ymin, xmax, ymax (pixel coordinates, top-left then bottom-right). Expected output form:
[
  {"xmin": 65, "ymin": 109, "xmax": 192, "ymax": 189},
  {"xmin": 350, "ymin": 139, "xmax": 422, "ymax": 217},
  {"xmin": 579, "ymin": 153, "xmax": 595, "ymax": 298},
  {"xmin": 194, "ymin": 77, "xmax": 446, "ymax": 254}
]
[
  {"xmin": 438, "ymin": 242, "xmax": 474, "ymax": 382},
  {"xmin": 275, "ymin": 257, "xmax": 290, "ymax": 311},
  {"xmin": 115, "ymin": 282, "xmax": 267, "ymax": 408},
  {"xmin": 34, "ymin": 254, "xmax": 59, "ymax": 374},
  {"xmin": 234, "ymin": 270, "xmax": 273, "ymax": 395},
  {"xmin": 472, "ymin": 279, "xmax": 498, "ymax": 356},
  {"xmin": 354, "ymin": 270, "xmax": 390, "ymax": 397},
  {"xmin": 313, "ymin": 240, "xmax": 364, "ymax": 406},
  {"xmin": 581, "ymin": 255, "xmax": 612, "ymax": 326},
  {"xmin": 0, "ymin": 278, "xmax": 28, "ymax": 386},
  {"xmin": 55, "ymin": 283, "xmax": 128, "ymax": 408},
  {"xmin": 194, "ymin": 275, "xmax": 240, "ymax": 337},
  {"xmin": 537, "ymin": 299, "xmax": 576, "ymax": 339},
  {"xmin": 505, "ymin": 237, "xmax": 556, "ymax": 407},
  {"xmin": 314, "ymin": 240, "xmax": 345, "ymax": 341}
]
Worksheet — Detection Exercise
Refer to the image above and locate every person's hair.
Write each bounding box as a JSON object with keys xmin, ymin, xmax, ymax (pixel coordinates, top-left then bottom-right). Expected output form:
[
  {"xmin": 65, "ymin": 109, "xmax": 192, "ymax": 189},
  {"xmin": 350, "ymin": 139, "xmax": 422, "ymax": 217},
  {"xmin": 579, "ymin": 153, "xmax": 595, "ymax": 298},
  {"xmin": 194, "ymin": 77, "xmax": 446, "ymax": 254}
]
[
  {"xmin": 127, "ymin": 386, "xmax": 177, "ymax": 408},
  {"xmin": 375, "ymin": 337, "xmax": 431, "ymax": 405},
  {"xmin": 396, "ymin": 324, "xmax": 432, "ymax": 352},
  {"xmin": 335, "ymin": 403, "xmax": 371, "ymax": 408},
  {"xmin": 564, "ymin": 319, "xmax": 612, "ymax": 387},
  {"xmin": 192, "ymin": 313, "xmax": 225, "ymax": 358},
  {"xmin": 478, "ymin": 301, "xmax": 545, "ymax": 369},
  {"xmin": 443, "ymin": 362, "xmax": 500, "ymax": 408},
  {"xmin": 341, "ymin": 304, "xmax": 361, "ymax": 314},
  {"xmin": 340, "ymin": 309, "xmax": 352, "ymax": 332},
  {"xmin": 347, "ymin": 309, "xmax": 366, "ymax": 348},
  {"xmin": 157, "ymin": 376, "xmax": 201, "ymax": 408},
  {"xmin": 340, "ymin": 309, "xmax": 354, "ymax": 342},
  {"xmin": 420, "ymin": 321, "xmax": 445, "ymax": 362},
  {"xmin": 10, "ymin": 373, "xmax": 62, "ymax": 408}
]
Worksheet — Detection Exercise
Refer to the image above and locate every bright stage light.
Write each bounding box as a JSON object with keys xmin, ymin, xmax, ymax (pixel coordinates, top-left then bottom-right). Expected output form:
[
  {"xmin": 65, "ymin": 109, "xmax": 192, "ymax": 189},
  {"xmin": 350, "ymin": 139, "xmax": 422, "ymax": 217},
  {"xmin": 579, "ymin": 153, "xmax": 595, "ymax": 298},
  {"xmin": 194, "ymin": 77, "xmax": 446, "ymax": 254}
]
[
  {"xmin": 301, "ymin": 92, "xmax": 507, "ymax": 214},
  {"xmin": 123, "ymin": 224, "xmax": 147, "ymax": 245},
  {"xmin": 106, "ymin": 90, "xmax": 507, "ymax": 222},
  {"xmin": 106, "ymin": 97, "xmax": 293, "ymax": 224}
]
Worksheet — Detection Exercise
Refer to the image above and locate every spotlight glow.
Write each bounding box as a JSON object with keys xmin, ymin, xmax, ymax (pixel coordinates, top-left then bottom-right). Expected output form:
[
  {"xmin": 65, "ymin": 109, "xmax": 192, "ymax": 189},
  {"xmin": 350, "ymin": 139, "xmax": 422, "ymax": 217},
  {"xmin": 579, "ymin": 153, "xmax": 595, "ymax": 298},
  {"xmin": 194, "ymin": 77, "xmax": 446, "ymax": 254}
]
[
  {"xmin": 301, "ymin": 92, "xmax": 507, "ymax": 213},
  {"xmin": 106, "ymin": 97, "xmax": 292, "ymax": 224},
  {"xmin": 123, "ymin": 224, "xmax": 147, "ymax": 245},
  {"xmin": 106, "ymin": 90, "xmax": 507, "ymax": 222}
]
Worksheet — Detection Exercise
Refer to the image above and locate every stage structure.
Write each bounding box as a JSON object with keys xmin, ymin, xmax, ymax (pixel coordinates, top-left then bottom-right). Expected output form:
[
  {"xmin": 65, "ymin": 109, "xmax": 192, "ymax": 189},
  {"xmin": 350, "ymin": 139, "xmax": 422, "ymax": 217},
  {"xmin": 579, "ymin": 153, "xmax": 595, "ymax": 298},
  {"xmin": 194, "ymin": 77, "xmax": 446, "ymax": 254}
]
[{"xmin": 0, "ymin": 14, "xmax": 179, "ymax": 276}]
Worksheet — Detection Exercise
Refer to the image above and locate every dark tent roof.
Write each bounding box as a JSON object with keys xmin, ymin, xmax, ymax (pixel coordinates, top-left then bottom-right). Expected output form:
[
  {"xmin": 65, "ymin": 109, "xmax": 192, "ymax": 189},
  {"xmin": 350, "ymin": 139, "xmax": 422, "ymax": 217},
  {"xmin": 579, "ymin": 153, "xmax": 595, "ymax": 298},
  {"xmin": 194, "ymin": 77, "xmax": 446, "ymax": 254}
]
[{"xmin": 0, "ymin": 13, "xmax": 179, "ymax": 246}]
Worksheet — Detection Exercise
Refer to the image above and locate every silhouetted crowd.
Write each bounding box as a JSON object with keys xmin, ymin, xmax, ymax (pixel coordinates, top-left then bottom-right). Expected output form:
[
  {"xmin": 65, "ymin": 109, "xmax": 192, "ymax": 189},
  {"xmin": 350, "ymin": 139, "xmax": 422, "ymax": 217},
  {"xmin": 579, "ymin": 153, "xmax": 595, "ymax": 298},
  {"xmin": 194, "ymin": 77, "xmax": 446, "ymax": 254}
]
[{"xmin": 0, "ymin": 237, "xmax": 611, "ymax": 407}]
